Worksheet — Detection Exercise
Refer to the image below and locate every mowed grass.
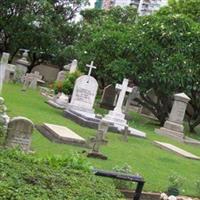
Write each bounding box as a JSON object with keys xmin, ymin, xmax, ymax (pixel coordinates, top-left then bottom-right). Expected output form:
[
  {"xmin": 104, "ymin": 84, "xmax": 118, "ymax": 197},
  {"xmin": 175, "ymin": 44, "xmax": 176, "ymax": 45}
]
[{"xmin": 2, "ymin": 83, "xmax": 200, "ymax": 197}]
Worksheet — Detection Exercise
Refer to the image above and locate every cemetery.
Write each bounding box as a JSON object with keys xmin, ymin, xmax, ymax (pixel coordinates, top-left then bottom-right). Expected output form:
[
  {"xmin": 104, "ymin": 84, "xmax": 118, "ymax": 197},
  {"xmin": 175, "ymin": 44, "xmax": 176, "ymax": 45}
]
[{"xmin": 0, "ymin": 0, "xmax": 200, "ymax": 200}]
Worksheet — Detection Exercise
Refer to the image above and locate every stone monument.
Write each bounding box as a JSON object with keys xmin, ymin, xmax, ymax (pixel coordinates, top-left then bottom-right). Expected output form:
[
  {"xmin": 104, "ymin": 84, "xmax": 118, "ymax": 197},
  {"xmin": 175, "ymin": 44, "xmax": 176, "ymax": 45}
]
[
  {"xmin": 5, "ymin": 116, "xmax": 34, "ymax": 152},
  {"xmin": 67, "ymin": 61, "xmax": 98, "ymax": 115},
  {"xmin": 22, "ymin": 71, "xmax": 43, "ymax": 90},
  {"xmin": 4, "ymin": 64, "xmax": 16, "ymax": 82},
  {"xmin": 103, "ymin": 79, "xmax": 132, "ymax": 130},
  {"xmin": 155, "ymin": 93, "xmax": 190, "ymax": 141},
  {"xmin": 69, "ymin": 59, "xmax": 78, "ymax": 73},
  {"xmin": 56, "ymin": 70, "xmax": 67, "ymax": 82},
  {"xmin": 100, "ymin": 84, "xmax": 118, "ymax": 110},
  {"xmin": 0, "ymin": 52, "xmax": 10, "ymax": 94},
  {"xmin": 15, "ymin": 50, "xmax": 30, "ymax": 82}
]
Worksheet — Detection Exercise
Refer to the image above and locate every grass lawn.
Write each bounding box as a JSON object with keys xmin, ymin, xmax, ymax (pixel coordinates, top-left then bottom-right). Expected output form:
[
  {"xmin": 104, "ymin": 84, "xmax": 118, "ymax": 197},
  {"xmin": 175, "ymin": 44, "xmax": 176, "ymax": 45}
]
[{"xmin": 2, "ymin": 83, "xmax": 200, "ymax": 197}]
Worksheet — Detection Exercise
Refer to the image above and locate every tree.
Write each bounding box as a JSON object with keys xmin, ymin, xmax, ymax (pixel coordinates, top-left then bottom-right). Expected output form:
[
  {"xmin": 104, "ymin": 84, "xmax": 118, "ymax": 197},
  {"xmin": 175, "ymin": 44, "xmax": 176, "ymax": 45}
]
[
  {"xmin": 0, "ymin": 0, "xmax": 87, "ymax": 71},
  {"xmin": 75, "ymin": 7, "xmax": 137, "ymax": 88}
]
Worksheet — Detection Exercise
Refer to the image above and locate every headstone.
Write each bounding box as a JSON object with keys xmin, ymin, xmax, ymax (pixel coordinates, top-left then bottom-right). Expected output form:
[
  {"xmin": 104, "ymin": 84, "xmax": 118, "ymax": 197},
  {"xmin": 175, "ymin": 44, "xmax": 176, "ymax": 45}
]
[
  {"xmin": 5, "ymin": 116, "xmax": 34, "ymax": 152},
  {"xmin": 15, "ymin": 50, "xmax": 30, "ymax": 82},
  {"xmin": 69, "ymin": 59, "xmax": 78, "ymax": 73},
  {"xmin": 139, "ymin": 88, "xmax": 157, "ymax": 118},
  {"xmin": 155, "ymin": 93, "xmax": 191, "ymax": 141},
  {"xmin": 0, "ymin": 97, "xmax": 10, "ymax": 129},
  {"xmin": 56, "ymin": 70, "xmax": 67, "ymax": 82},
  {"xmin": 103, "ymin": 79, "xmax": 132, "ymax": 130},
  {"xmin": 22, "ymin": 71, "xmax": 43, "ymax": 90},
  {"xmin": 100, "ymin": 84, "xmax": 118, "ymax": 110},
  {"xmin": 4, "ymin": 64, "xmax": 16, "ymax": 82},
  {"xmin": 0, "ymin": 52, "xmax": 10, "ymax": 93},
  {"xmin": 68, "ymin": 61, "xmax": 98, "ymax": 115},
  {"xmin": 87, "ymin": 120, "xmax": 108, "ymax": 160}
]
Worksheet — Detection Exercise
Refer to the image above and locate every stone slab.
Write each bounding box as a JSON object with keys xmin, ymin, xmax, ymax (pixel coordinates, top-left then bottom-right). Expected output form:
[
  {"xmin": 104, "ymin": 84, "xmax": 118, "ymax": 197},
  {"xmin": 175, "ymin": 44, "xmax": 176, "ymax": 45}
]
[
  {"xmin": 154, "ymin": 141, "xmax": 200, "ymax": 160},
  {"xmin": 128, "ymin": 127, "xmax": 146, "ymax": 138},
  {"xmin": 47, "ymin": 100, "xmax": 65, "ymax": 109},
  {"xmin": 36, "ymin": 123, "xmax": 86, "ymax": 147}
]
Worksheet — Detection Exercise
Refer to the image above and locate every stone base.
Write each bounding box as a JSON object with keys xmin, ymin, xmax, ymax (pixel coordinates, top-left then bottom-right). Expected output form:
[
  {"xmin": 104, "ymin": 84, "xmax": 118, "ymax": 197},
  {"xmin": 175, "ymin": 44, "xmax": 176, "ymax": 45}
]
[
  {"xmin": 47, "ymin": 100, "xmax": 66, "ymax": 109},
  {"xmin": 128, "ymin": 127, "xmax": 146, "ymax": 138},
  {"xmin": 67, "ymin": 103, "xmax": 95, "ymax": 114},
  {"xmin": 164, "ymin": 120, "xmax": 184, "ymax": 132},
  {"xmin": 103, "ymin": 110, "xmax": 127, "ymax": 131},
  {"xmin": 155, "ymin": 127, "xmax": 184, "ymax": 141},
  {"xmin": 36, "ymin": 123, "xmax": 87, "ymax": 147},
  {"xmin": 87, "ymin": 151, "xmax": 108, "ymax": 160}
]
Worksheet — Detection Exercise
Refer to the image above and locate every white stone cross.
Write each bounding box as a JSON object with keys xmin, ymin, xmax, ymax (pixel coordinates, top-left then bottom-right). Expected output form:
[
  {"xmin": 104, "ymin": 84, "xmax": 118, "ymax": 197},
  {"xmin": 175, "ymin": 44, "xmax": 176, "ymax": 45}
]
[
  {"xmin": 114, "ymin": 79, "xmax": 132, "ymax": 113},
  {"xmin": 0, "ymin": 53, "xmax": 10, "ymax": 94},
  {"xmin": 86, "ymin": 61, "xmax": 96, "ymax": 77}
]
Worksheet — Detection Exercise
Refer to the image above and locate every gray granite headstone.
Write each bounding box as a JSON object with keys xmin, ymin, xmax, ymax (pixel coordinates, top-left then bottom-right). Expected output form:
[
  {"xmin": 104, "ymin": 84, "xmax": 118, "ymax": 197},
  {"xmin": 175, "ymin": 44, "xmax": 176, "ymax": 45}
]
[
  {"xmin": 5, "ymin": 117, "xmax": 34, "ymax": 152},
  {"xmin": 100, "ymin": 84, "xmax": 117, "ymax": 110}
]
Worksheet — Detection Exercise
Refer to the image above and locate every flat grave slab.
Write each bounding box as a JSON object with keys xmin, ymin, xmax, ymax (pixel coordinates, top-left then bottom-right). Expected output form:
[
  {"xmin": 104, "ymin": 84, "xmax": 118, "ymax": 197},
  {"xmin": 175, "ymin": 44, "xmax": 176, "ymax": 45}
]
[
  {"xmin": 36, "ymin": 123, "xmax": 86, "ymax": 147},
  {"xmin": 128, "ymin": 127, "xmax": 146, "ymax": 138},
  {"xmin": 154, "ymin": 141, "xmax": 200, "ymax": 161}
]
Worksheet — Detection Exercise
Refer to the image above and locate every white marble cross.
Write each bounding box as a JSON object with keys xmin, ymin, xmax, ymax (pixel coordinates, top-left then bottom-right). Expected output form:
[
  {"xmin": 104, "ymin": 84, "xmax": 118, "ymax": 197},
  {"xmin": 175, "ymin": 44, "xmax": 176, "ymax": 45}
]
[
  {"xmin": 0, "ymin": 53, "xmax": 10, "ymax": 94},
  {"xmin": 114, "ymin": 79, "xmax": 132, "ymax": 113},
  {"xmin": 86, "ymin": 61, "xmax": 96, "ymax": 77}
]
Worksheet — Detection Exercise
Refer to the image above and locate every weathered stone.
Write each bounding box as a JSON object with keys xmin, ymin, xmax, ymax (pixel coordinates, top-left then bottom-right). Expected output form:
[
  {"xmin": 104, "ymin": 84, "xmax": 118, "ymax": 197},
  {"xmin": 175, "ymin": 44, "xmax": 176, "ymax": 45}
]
[{"xmin": 5, "ymin": 117, "xmax": 34, "ymax": 152}]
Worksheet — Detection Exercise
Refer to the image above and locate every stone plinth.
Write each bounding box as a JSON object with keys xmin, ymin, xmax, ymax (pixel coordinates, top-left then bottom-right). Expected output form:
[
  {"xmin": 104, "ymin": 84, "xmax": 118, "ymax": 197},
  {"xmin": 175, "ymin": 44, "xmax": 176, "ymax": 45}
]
[{"xmin": 155, "ymin": 93, "xmax": 190, "ymax": 141}]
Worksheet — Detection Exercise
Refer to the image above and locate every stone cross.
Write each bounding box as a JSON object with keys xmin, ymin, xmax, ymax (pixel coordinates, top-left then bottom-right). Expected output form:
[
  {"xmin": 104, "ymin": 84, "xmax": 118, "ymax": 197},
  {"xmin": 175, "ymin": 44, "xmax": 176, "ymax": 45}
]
[
  {"xmin": 115, "ymin": 79, "xmax": 132, "ymax": 113},
  {"xmin": 0, "ymin": 53, "xmax": 10, "ymax": 94},
  {"xmin": 86, "ymin": 61, "xmax": 96, "ymax": 77}
]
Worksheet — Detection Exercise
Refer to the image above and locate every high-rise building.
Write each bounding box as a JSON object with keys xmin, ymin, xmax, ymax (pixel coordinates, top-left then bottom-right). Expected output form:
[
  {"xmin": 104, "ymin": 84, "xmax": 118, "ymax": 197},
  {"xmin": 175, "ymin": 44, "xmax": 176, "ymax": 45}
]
[{"xmin": 95, "ymin": 0, "xmax": 168, "ymax": 15}]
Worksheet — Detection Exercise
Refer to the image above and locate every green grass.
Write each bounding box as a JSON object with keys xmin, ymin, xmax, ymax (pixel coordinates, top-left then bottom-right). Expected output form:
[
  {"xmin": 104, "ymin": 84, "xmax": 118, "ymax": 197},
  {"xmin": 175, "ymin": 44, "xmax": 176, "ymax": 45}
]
[{"xmin": 2, "ymin": 83, "xmax": 200, "ymax": 197}]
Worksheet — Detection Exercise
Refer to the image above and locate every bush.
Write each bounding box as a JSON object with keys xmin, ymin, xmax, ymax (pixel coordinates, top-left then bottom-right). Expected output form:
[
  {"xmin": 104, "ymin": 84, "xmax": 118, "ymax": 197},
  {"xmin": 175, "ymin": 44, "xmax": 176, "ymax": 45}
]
[
  {"xmin": 167, "ymin": 173, "xmax": 185, "ymax": 196},
  {"xmin": 112, "ymin": 163, "xmax": 136, "ymax": 190},
  {"xmin": 0, "ymin": 148, "xmax": 122, "ymax": 199},
  {"xmin": 54, "ymin": 71, "xmax": 82, "ymax": 95}
]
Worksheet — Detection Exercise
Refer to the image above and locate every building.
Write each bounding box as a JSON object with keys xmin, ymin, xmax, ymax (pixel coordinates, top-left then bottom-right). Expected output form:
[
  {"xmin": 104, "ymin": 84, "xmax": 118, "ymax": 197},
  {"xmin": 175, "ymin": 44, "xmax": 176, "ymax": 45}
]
[{"xmin": 95, "ymin": 0, "xmax": 168, "ymax": 15}]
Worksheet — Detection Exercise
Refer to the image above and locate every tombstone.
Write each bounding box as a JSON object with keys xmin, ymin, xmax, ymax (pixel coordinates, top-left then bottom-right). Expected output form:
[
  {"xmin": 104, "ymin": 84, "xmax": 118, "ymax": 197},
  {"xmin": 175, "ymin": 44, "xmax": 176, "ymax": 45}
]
[
  {"xmin": 0, "ymin": 52, "xmax": 10, "ymax": 94},
  {"xmin": 5, "ymin": 116, "xmax": 34, "ymax": 152},
  {"xmin": 22, "ymin": 71, "xmax": 43, "ymax": 90},
  {"xmin": 139, "ymin": 88, "xmax": 157, "ymax": 118},
  {"xmin": 4, "ymin": 64, "xmax": 16, "ymax": 82},
  {"xmin": 100, "ymin": 84, "xmax": 118, "ymax": 110},
  {"xmin": 87, "ymin": 120, "xmax": 108, "ymax": 160},
  {"xmin": 56, "ymin": 70, "xmax": 67, "ymax": 82},
  {"xmin": 155, "ymin": 93, "xmax": 191, "ymax": 141},
  {"xmin": 0, "ymin": 97, "xmax": 10, "ymax": 129},
  {"xmin": 48, "ymin": 93, "xmax": 69, "ymax": 109},
  {"xmin": 15, "ymin": 50, "xmax": 30, "ymax": 82},
  {"xmin": 103, "ymin": 79, "xmax": 132, "ymax": 130},
  {"xmin": 68, "ymin": 61, "xmax": 98, "ymax": 115},
  {"xmin": 69, "ymin": 59, "xmax": 78, "ymax": 73}
]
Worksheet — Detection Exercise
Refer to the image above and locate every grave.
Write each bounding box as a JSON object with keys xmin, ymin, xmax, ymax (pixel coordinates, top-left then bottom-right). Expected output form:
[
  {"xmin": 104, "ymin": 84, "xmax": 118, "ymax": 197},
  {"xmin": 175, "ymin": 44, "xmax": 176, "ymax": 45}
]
[
  {"xmin": 100, "ymin": 84, "xmax": 118, "ymax": 110},
  {"xmin": 56, "ymin": 70, "xmax": 67, "ymax": 82},
  {"xmin": 4, "ymin": 64, "xmax": 16, "ymax": 82},
  {"xmin": 47, "ymin": 93, "xmax": 69, "ymax": 109},
  {"xmin": 155, "ymin": 93, "xmax": 200, "ymax": 145},
  {"xmin": 15, "ymin": 50, "xmax": 30, "ymax": 82},
  {"xmin": 36, "ymin": 123, "xmax": 86, "ymax": 147},
  {"xmin": 65, "ymin": 61, "xmax": 98, "ymax": 117},
  {"xmin": 22, "ymin": 71, "xmax": 43, "ymax": 90},
  {"xmin": 5, "ymin": 116, "xmax": 34, "ymax": 152},
  {"xmin": 87, "ymin": 120, "xmax": 109, "ymax": 160},
  {"xmin": 0, "ymin": 52, "xmax": 10, "ymax": 94},
  {"xmin": 0, "ymin": 97, "xmax": 10, "ymax": 129},
  {"xmin": 154, "ymin": 141, "xmax": 200, "ymax": 161}
]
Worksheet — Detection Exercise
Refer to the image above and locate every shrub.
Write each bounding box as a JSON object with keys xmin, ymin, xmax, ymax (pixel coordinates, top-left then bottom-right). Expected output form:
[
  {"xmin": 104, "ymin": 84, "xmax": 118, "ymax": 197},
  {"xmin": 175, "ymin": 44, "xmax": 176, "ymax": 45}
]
[
  {"xmin": 112, "ymin": 163, "xmax": 136, "ymax": 190},
  {"xmin": 167, "ymin": 173, "xmax": 185, "ymax": 196},
  {"xmin": 0, "ymin": 148, "xmax": 122, "ymax": 199},
  {"xmin": 54, "ymin": 70, "xmax": 82, "ymax": 95}
]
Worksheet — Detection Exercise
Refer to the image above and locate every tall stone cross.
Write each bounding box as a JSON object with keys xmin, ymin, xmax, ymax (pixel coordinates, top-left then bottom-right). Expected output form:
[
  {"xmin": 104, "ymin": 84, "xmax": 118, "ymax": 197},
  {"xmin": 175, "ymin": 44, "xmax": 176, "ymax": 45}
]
[
  {"xmin": 114, "ymin": 79, "xmax": 132, "ymax": 113},
  {"xmin": 0, "ymin": 53, "xmax": 10, "ymax": 94},
  {"xmin": 86, "ymin": 61, "xmax": 96, "ymax": 77}
]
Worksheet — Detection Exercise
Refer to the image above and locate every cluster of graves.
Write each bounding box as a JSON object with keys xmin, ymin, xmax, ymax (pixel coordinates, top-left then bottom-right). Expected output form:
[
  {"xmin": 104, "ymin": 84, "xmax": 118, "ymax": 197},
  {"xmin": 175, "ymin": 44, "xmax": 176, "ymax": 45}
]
[{"xmin": 0, "ymin": 51, "xmax": 200, "ymax": 162}]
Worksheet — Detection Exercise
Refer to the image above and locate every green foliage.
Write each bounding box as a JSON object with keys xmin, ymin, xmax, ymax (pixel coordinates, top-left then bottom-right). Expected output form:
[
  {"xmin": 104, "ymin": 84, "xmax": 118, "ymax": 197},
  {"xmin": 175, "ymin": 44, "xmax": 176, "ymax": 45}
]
[
  {"xmin": 54, "ymin": 71, "xmax": 82, "ymax": 95},
  {"xmin": 0, "ymin": 148, "xmax": 122, "ymax": 199},
  {"xmin": 112, "ymin": 163, "xmax": 135, "ymax": 190},
  {"xmin": 167, "ymin": 173, "xmax": 185, "ymax": 196}
]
